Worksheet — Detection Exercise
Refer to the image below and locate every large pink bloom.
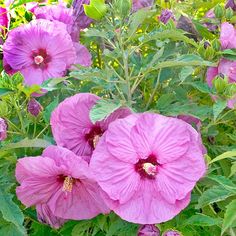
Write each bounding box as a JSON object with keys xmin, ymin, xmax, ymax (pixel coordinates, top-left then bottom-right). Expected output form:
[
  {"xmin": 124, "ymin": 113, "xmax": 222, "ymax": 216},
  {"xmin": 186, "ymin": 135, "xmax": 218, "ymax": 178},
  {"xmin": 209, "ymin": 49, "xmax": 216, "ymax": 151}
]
[
  {"xmin": 90, "ymin": 113, "xmax": 206, "ymax": 224},
  {"xmin": 15, "ymin": 145, "xmax": 110, "ymax": 223},
  {"xmin": 3, "ymin": 19, "xmax": 91, "ymax": 86},
  {"xmin": 51, "ymin": 93, "xmax": 132, "ymax": 158},
  {"xmin": 220, "ymin": 22, "xmax": 236, "ymax": 49},
  {"xmin": 206, "ymin": 59, "xmax": 236, "ymax": 109}
]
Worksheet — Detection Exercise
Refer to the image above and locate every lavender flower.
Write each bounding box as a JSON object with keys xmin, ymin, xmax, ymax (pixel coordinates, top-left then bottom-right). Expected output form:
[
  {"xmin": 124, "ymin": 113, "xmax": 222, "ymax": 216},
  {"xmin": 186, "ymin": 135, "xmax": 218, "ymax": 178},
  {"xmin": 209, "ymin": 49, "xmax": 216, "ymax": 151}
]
[
  {"xmin": 159, "ymin": 9, "xmax": 175, "ymax": 24},
  {"xmin": 225, "ymin": 0, "xmax": 236, "ymax": 11},
  {"xmin": 0, "ymin": 118, "xmax": 7, "ymax": 141}
]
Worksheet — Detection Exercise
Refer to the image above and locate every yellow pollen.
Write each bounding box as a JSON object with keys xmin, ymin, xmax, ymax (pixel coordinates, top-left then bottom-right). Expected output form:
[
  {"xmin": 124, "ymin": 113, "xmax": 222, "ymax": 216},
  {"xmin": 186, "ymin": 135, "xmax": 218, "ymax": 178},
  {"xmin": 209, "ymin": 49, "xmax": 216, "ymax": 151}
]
[
  {"xmin": 93, "ymin": 135, "xmax": 100, "ymax": 148},
  {"xmin": 143, "ymin": 163, "xmax": 157, "ymax": 176},
  {"xmin": 62, "ymin": 176, "xmax": 73, "ymax": 192}
]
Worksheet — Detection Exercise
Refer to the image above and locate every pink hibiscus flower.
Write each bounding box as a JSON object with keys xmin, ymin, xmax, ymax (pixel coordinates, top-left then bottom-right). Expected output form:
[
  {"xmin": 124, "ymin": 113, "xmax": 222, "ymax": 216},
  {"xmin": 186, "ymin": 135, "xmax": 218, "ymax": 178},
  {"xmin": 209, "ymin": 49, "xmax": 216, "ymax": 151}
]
[
  {"xmin": 3, "ymin": 19, "xmax": 91, "ymax": 86},
  {"xmin": 220, "ymin": 22, "xmax": 236, "ymax": 49},
  {"xmin": 15, "ymin": 145, "xmax": 110, "ymax": 223},
  {"xmin": 206, "ymin": 59, "xmax": 236, "ymax": 109},
  {"xmin": 90, "ymin": 113, "xmax": 206, "ymax": 224},
  {"xmin": 50, "ymin": 93, "xmax": 132, "ymax": 158}
]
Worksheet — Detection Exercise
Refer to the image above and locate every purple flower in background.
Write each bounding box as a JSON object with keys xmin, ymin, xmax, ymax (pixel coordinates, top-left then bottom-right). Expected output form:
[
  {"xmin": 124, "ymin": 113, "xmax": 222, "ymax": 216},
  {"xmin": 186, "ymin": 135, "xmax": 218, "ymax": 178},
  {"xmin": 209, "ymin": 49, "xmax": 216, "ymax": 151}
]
[
  {"xmin": 132, "ymin": 0, "xmax": 154, "ymax": 12},
  {"xmin": 0, "ymin": 7, "xmax": 9, "ymax": 36},
  {"xmin": 137, "ymin": 224, "xmax": 160, "ymax": 236},
  {"xmin": 3, "ymin": 19, "xmax": 91, "ymax": 86},
  {"xmin": 27, "ymin": 98, "xmax": 43, "ymax": 117},
  {"xmin": 203, "ymin": 9, "xmax": 218, "ymax": 32},
  {"xmin": 34, "ymin": 5, "xmax": 74, "ymax": 30},
  {"xmin": 177, "ymin": 115, "xmax": 201, "ymax": 132},
  {"xmin": 159, "ymin": 9, "xmax": 175, "ymax": 24},
  {"xmin": 162, "ymin": 230, "xmax": 182, "ymax": 236},
  {"xmin": 225, "ymin": 0, "xmax": 236, "ymax": 11},
  {"xmin": 0, "ymin": 118, "xmax": 7, "ymax": 141}
]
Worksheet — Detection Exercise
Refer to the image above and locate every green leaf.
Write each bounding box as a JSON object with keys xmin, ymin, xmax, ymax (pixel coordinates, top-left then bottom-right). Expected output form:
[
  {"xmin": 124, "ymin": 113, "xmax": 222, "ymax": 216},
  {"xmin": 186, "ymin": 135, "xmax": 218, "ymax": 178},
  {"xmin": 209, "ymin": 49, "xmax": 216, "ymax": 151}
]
[
  {"xmin": 0, "ymin": 184, "xmax": 26, "ymax": 235},
  {"xmin": 0, "ymin": 222, "xmax": 25, "ymax": 236},
  {"xmin": 84, "ymin": 0, "xmax": 107, "ymax": 20},
  {"xmin": 209, "ymin": 150, "xmax": 236, "ymax": 164},
  {"xmin": 197, "ymin": 186, "xmax": 235, "ymax": 209},
  {"xmin": 179, "ymin": 66, "xmax": 194, "ymax": 82},
  {"xmin": 90, "ymin": 99, "xmax": 122, "ymax": 124},
  {"xmin": 185, "ymin": 81, "xmax": 212, "ymax": 94},
  {"xmin": 141, "ymin": 30, "xmax": 199, "ymax": 47},
  {"xmin": 183, "ymin": 214, "xmax": 222, "ymax": 226},
  {"xmin": 114, "ymin": 0, "xmax": 131, "ymax": 18},
  {"xmin": 1, "ymin": 138, "xmax": 51, "ymax": 150},
  {"xmin": 221, "ymin": 49, "xmax": 236, "ymax": 60},
  {"xmin": 43, "ymin": 97, "xmax": 59, "ymax": 123},
  {"xmin": 0, "ymin": 88, "xmax": 13, "ymax": 97},
  {"xmin": 213, "ymin": 100, "xmax": 227, "ymax": 121},
  {"xmin": 230, "ymin": 162, "xmax": 236, "ymax": 177},
  {"xmin": 156, "ymin": 94, "xmax": 176, "ymax": 110},
  {"xmin": 41, "ymin": 77, "xmax": 68, "ymax": 91},
  {"xmin": 127, "ymin": 9, "xmax": 151, "ymax": 39},
  {"xmin": 222, "ymin": 199, "xmax": 236, "ymax": 234},
  {"xmin": 206, "ymin": 175, "xmax": 236, "ymax": 192}
]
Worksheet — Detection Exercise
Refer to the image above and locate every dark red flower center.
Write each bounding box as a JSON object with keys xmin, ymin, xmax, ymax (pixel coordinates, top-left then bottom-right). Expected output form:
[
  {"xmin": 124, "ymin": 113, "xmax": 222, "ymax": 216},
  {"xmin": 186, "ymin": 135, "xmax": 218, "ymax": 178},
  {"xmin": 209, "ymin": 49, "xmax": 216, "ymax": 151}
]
[
  {"xmin": 84, "ymin": 125, "xmax": 104, "ymax": 149},
  {"xmin": 32, "ymin": 48, "xmax": 51, "ymax": 69},
  {"xmin": 135, "ymin": 154, "xmax": 159, "ymax": 179}
]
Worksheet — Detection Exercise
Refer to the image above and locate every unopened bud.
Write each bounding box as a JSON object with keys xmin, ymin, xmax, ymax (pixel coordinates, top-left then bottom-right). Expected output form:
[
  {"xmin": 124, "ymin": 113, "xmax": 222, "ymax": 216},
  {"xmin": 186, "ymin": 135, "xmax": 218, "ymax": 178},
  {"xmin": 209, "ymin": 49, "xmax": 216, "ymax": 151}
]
[
  {"xmin": 214, "ymin": 4, "xmax": 224, "ymax": 18},
  {"xmin": 27, "ymin": 98, "xmax": 43, "ymax": 117},
  {"xmin": 213, "ymin": 76, "xmax": 228, "ymax": 94},
  {"xmin": 159, "ymin": 9, "xmax": 175, "ymax": 24},
  {"xmin": 225, "ymin": 7, "xmax": 234, "ymax": 19},
  {"xmin": 162, "ymin": 230, "xmax": 182, "ymax": 236},
  {"xmin": 137, "ymin": 224, "xmax": 160, "ymax": 236},
  {"xmin": 225, "ymin": 0, "xmax": 236, "ymax": 11}
]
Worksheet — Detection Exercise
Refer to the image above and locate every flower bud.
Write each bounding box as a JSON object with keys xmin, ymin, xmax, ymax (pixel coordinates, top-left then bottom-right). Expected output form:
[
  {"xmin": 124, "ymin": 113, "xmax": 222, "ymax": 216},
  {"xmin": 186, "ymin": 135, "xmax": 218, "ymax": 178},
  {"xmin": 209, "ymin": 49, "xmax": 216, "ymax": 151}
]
[
  {"xmin": 176, "ymin": 15, "xmax": 200, "ymax": 41},
  {"xmin": 137, "ymin": 224, "xmax": 160, "ymax": 236},
  {"xmin": 214, "ymin": 4, "xmax": 224, "ymax": 18},
  {"xmin": 225, "ymin": 0, "xmax": 236, "ymax": 11},
  {"xmin": 159, "ymin": 9, "xmax": 175, "ymax": 24},
  {"xmin": 27, "ymin": 98, "xmax": 43, "ymax": 117},
  {"xmin": 0, "ymin": 118, "xmax": 7, "ymax": 141},
  {"xmin": 224, "ymin": 83, "xmax": 236, "ymax": 98},
  {"xmin": 213, "ymin": 76, "xmax": 228, "ymax": 94},
  {"xmin": 162, "ymin": 230, "xmax": 182, "ymax": 236},
  {"xmin": 225, "ymin": 7, "xmax": 234, "ymax": 20}
]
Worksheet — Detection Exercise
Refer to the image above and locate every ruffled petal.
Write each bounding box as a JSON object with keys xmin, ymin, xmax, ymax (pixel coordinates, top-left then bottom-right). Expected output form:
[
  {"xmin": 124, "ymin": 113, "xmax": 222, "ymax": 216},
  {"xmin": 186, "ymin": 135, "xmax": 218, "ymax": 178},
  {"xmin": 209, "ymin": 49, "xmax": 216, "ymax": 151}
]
[
  {"xmin": 50, "ymin": 93, "xmax": 99, "ymax": 156},
  {"xmin": 90, "ymin": 136, "xmax": 140, "ymax": 204},
  {"xmin": 105, "ymin": 114, "xmax": 139, "ymax": 164}
]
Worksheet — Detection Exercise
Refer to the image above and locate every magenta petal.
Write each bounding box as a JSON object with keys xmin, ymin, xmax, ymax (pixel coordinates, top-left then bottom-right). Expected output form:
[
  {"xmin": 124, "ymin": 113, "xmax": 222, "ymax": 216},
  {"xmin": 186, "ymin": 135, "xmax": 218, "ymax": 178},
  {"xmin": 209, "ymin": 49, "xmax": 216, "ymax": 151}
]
[
  {"xmin": 36, "ymin": 203, "xmax": 66, "ymax": 229},
  {"xmin": 50, "ymin": 93, "xmax": 99, "ymax": 156},
  {"xmin": 90, "ymin": 136, "xmax": 140, "ymax": 204},
  {"xmin": 73, "ymin": 43, "xmax": 92, "ymax": 67},
  {"xmin": 220, "ymin": 22, "xmax": 236, "ymax": 49},
  {"xmin": 105, "ymin": 114, "xmax": 139, "ymax": 164},
  {"xmin": 110, "ymin": 181, "xmax": 191, "ymax": 224},
  {"xmin": 206, "ymin": 67, "xmax": 218, "ymax": 87},
  {"xmin": 48, "ymin": 178, "xmax": 110, "ymax": 220}
]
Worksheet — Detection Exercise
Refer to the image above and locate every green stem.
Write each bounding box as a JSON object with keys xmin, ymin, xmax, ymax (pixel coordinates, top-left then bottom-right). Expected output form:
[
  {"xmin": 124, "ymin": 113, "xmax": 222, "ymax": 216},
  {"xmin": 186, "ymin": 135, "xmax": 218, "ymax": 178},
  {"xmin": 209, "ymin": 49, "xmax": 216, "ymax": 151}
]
[{"xmin": 145, "ymin": 69, "xmax": 161, "ymax": 110}]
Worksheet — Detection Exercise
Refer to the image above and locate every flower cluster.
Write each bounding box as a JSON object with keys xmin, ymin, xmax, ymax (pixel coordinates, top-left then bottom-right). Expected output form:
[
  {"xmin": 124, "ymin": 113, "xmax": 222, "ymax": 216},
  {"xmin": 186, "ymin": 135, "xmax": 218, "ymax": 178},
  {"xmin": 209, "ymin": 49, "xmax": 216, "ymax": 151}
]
[
  {"xmin": 15, "ymin": 93, "xmax": 206, "ymax": 228},
  {"xmin": 3, "ymin": 3, "xmax": 91, "ymax": 87},
  {"xmin": 206, "ymin": 22, "xmax": 236, "ymax": 109}
]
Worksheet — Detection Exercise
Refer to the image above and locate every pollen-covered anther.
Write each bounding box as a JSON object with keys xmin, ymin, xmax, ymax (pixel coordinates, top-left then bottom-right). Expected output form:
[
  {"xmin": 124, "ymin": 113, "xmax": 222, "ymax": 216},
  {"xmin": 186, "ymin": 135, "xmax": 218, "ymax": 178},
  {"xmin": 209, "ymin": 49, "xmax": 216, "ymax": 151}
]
[
  {"xmin": 34, "ymin": 55, "xmax": 44, "ymax": 65},
  {"xmin": 93, "ymin": 135, "xmax": 100, "ymax": 148},
  {"xmin": 143, "ymin": 163, "xmax": 157, "ymax": 176},
  {"xmin": 62, "ymin": 176, "xmax": 73, "ymax": 192}
]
